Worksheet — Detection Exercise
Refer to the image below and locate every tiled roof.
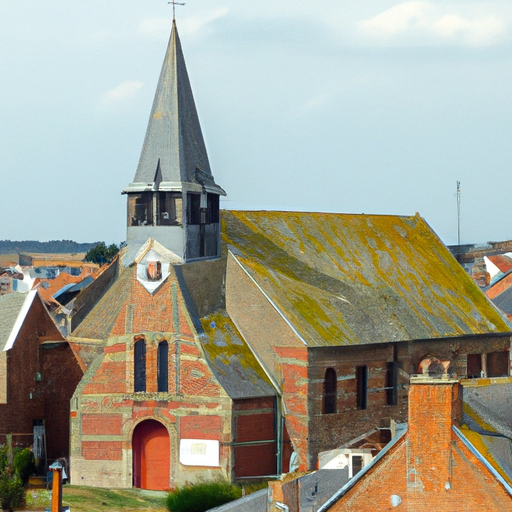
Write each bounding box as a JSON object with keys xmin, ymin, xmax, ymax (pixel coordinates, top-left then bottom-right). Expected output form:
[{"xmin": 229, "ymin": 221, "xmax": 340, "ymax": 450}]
[
  {"xmin": 124, "ymin": 20, "xmax": 224, "ymax": 196},
  {"xmin": 222, "ymin": 210, "xmax": 510, "ymax": 347},
  {"xmin": 488, "ymin": 255, "xmax": 512, "ymax": 274},
  {"xmin": 71, "ymin": 265, "xmax": 132, "ymax": 340},
  {"xmin": 34, "ymin": 271, "xmax": 89, "ymax": 304},
  {"xmin": 0, "ymin": 292, "xmax": 30, "ymax": 351},
  {"xmin": 487, "ymin": 271, "xmax": 512, "ymax": 300},
  {"xmin": 492, "ymin": 286, "xmax": 512, "ymax": 317},
  {"xmin": 200, "ymin": 312, "xmax": 276, "ymax": 399}
]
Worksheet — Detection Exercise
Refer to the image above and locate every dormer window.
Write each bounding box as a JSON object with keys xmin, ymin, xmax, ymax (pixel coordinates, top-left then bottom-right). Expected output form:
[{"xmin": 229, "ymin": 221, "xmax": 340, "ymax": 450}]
[{"xmin": 147, "ymin": 261, "xmax": 162, "ymax": 281}]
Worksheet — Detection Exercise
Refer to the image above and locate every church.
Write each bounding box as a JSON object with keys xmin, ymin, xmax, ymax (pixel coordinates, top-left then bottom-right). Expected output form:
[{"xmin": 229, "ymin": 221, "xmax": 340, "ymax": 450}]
[{"xmin": 68, "ymin": 19, "xmax": 511, "ymax": 490}]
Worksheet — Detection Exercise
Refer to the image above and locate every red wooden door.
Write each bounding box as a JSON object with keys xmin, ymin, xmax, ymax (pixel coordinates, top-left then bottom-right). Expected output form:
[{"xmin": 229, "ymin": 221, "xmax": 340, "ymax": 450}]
[{"xmin": 133, "ymin": 420, "xmax": 170, "ymax": 490}]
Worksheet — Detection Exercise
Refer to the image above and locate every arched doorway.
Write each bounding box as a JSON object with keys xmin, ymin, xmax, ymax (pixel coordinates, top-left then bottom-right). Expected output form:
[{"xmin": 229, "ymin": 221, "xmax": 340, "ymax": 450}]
[{"xmin": 132, "ymin": 420, "xmax": 170, "ymax": 490}]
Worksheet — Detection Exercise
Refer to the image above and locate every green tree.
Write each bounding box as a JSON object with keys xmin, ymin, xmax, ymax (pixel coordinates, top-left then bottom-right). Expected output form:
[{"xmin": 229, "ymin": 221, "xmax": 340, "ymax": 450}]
[{"xmin": 84, "ymin": 242, "xmax": 119, "ymax": 265}]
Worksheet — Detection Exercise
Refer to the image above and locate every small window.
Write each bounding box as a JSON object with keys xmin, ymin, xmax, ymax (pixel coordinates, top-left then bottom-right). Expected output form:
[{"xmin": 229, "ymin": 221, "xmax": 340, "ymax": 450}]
[
  {"xmin": 356, "ymin": 366, "xmax": 367, "ymax": 410},
  {"xmin": 322, "ymin": 368, "xmax": 337, "ymax": 414},
  {"xmin": 157, "ymin": 192, "xmax": 178, "ymax": 226},
  {"xmin": 386, "ymin": 362, "xmax": 398, "ymax": 406},
  {"xmin": 128, "ymin": 193, "xmax": 154, "ymax": 226},
  {"xmin": 467, "ymin": 354, "xmax": 482, "ymax": 378},
  {"xmin": 134, "ymin": 338, "xmax": 146, "ymax": 392},
  {"xmin": 157, "ymin": 341, "xmax": 169, "ymax": 392},
  {"xmin": 351, "ymin": 455, "xmax": 363, "ymax": 478},
  {"xmin": 147, "ymin": 261, "xmax": 162, "ymax": 281},
  {"xmin": 187, "ymin": 193, "xmax": 201, "ymax": 225},
  {"xmin": 487, "ymin": 351, "xmax": 509, "ymax": 378},
  {"xmin": 207, "ymin": 194, "xmax": 220, "ymax": 224}
]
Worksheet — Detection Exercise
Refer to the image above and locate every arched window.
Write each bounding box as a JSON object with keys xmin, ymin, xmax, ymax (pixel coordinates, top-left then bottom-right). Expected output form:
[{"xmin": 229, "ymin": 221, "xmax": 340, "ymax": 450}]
[
  {"xmin": 323, "ymin": 368, "xmax": 337, "ymax": 414},
  {"xmin": 134, "ymin": 338, "xmax": 146, "ymax": 392},
  {"xmin": 157, "ymin": 341, "xmax": 169, "ymax": 392}
]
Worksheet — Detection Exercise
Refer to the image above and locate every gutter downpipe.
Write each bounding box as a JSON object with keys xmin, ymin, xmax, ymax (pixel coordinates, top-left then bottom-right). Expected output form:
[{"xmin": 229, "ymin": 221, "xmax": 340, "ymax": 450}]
[{"xmin": 276, "ymin": 397, "xmax": 283, "ymax": 475}]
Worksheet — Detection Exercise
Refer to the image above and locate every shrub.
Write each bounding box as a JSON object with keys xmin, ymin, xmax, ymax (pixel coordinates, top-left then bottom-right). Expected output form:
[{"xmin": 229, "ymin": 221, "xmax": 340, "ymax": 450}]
[
  {"xmin": 0, "ymin": 473, "xmax": 25, "ymax": 512},
  {"xmin": 0, "ymin": 447, "xmax": 7, "ymax": 474},
  {"xmin": 166, "ymin": 481, "xmax": 242, "ymax": 512},
  {"xmin": 25, "ymin": 489, "xmax": 51, "ymax": 508},
  {"xmin": 13, "ymin": 448, "xmax": 35, "ymax": 485}
]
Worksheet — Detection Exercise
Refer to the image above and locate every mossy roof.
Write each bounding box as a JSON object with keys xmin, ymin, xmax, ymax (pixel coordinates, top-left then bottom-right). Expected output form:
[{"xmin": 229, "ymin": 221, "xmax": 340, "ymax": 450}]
[
  {"xmin": 222, "ymin": 210, "xmax": 511, "ymax": 347},
  {"xmin": 71, "ymin": 264, "xmax": 132, "ymax": 341},
  {"xmin": 200, "ymin": 311, "xmax": 276, "ymax": 399}
]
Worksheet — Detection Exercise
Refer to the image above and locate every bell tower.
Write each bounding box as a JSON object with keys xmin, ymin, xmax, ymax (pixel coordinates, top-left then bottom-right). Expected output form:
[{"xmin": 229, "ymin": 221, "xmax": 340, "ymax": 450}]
[{"xmin": 122, "ymin": 20, "xmax": 226, "ymax": 265}]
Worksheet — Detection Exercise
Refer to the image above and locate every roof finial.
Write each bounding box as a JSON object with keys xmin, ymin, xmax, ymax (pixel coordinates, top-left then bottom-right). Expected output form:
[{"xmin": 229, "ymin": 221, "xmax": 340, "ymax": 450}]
[{"xmin": 168, "ymin": 0, "xmax": 186, "ymax": 20}]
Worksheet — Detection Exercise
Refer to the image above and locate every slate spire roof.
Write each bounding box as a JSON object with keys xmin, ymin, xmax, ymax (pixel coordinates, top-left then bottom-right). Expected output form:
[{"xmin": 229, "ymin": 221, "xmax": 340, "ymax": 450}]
[{"xmin": 123, "ymin": 20, "xmax": 225, "ymax": 195}]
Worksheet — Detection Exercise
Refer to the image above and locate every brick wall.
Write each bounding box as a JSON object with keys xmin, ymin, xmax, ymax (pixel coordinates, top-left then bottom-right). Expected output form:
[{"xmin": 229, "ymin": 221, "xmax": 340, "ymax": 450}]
[
  {"xmin": 275, "ymin": 347, "xmax": 310, "ymax": 471},
  {"xmin": 42, "ymin": 342, "xmax": 84, "ymax": 460},
  {"xmin": 0, "ymin": 351, "xmax": 6, "ymax": 404},
  {"xmin": 0, "ymin": 295, "xmax": 83, "ymax": 460},
  {"xmin": 180, "ymin": 415, "xmax": 222, "ymax": 440},
  {"xmin": 82, "ymin": 414, "xmax": 123, "ymax": 436},
  {"xmin": 407, "ymin": 379, "xmax": 462, "ymax": 491},
  {"xmin": 328, "ymin": 378, "xmax": 512, "ymax": 511},
  {"xmin": 307, "ymin": 335, "xmax": 510, "ymax": 468},
  {"xmin": 71, "ymin": 267, "xmax": 233, "ymax": 488},
  {"xmin": 233, "ymin": 397, "xmax": 278, "ymax": 478}
]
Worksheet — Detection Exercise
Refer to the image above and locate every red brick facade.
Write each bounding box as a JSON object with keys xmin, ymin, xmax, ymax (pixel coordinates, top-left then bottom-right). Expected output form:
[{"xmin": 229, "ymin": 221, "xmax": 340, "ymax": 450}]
[
  {"xmin": 0, "ymin": 294, "xmax": 83, "ymax": 461},
  {"xmin": 71, "ymin": 264, "xmax": 281, "ymax": 489},
  {"xmin": 326, "ymin": 378, "xmax": 512, "ymax": 511},
  {"xmin": 225, "ymin": 246, "xmax": 511, "ymax": 471}
]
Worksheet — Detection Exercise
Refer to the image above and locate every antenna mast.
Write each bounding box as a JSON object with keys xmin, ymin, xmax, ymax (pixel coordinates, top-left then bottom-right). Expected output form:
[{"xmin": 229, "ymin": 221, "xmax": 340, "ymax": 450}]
[{"xmin": 456, "ymin": 181, "xmax": 461, "ymax": 245}]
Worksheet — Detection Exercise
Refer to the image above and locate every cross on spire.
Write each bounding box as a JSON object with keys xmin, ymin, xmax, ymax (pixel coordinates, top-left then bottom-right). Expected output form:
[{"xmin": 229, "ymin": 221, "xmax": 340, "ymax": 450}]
[{"xmin": 168, "ymin": 0, "xmax": 185, "ymax": 20}]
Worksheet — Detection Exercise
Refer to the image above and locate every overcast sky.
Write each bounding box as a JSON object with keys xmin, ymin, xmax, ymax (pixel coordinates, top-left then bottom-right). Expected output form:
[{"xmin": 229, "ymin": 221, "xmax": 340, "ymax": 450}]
[{"xmin": 1, "ymin": 1, "xmax": 512, "ymax": 246}]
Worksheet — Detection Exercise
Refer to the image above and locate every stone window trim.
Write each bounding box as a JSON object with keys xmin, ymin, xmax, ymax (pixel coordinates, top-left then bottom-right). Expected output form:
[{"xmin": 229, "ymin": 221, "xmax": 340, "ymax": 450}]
[{"xmin": 134, "ymin": 337, "xmax": 147, "ymax": 393}]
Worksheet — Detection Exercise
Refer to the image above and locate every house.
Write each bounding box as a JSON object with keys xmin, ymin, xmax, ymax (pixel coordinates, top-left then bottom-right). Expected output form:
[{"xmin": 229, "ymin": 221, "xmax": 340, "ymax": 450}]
[
  {"xmin": 0, "ymin": 290, "xmax": 83, "ymax": 468},
  {"xmin": 315, "ymin": 375, "xmax": 512, "ymax": 511},
  {"xmin": 68, "ymin": 18, "xmax": 512, "ymax": 490}
]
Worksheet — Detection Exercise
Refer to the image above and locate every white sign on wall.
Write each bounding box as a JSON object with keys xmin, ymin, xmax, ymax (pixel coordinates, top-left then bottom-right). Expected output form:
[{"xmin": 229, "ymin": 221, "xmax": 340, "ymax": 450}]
[{"xmin": 180, "ymin": 439, "xmax": 220, "ymax": 467}]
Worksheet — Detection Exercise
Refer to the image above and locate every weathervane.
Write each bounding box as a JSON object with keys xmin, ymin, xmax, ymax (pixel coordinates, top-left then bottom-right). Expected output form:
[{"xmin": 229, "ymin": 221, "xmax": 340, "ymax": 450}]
[{"xmin": 168, "ymin": 0, "xmax": 186, "ymax": 20}]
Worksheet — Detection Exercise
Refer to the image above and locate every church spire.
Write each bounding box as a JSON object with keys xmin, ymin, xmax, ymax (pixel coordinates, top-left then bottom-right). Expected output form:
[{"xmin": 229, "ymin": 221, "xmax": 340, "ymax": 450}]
[
  {"xmin": 123, "ymin": 20, "xmax": 225, "ymax": 265},
  {"xmin": 124, "ymin": 20, "xmax": 225, "ymax": 196}
]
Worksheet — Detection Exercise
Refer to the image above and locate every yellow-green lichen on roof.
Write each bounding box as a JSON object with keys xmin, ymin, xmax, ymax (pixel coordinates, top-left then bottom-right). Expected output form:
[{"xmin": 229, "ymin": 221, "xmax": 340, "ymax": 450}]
[
  {"xmin": 459, "ymin": 426, "xmax": 512, "ymax": 485},
  {"xmin": 222, "ymin": 210, "xmax": 510, "ymax": 347},
  {"xmin": 200, "ymin": 311, "xmax": 276, "ymax": 399}
]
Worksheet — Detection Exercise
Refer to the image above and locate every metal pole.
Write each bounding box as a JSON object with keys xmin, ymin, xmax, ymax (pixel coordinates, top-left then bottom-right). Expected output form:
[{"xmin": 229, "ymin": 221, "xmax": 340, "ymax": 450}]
[
  {"xmin": 457, "ymin": 181, "xmax": 461, "ymax": 245},
  {"xmin": 50, "ymin": 466, "xmax": 63, "ymax": 512}
]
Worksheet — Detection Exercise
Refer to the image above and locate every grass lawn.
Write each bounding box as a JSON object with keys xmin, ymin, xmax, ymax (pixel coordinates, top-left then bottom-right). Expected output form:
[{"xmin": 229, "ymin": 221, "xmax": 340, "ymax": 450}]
[{"xmin": 24, "ymin": 485, "xmax": 167, "ymax": 511}]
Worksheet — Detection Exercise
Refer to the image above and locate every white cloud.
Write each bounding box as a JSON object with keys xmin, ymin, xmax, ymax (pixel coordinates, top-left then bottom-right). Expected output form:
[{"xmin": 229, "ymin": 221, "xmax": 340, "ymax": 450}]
[
  {"xmin": 179, "ymin": 7, "xmax": 230, "ymax": 39},
  {"xmin": 359, "ymin": 1, "xmax": 506, "ymax": 46},
  {"xmin": 360, "ymin": 1, "xmax": 434, "ymax": 36},
  {"xmin": 101, "ymin": 80, "xmax": 144, "ymax": 106},
  {"xmin": 433, "ymin": 14, "xmax": 504, "ymax": 46}
]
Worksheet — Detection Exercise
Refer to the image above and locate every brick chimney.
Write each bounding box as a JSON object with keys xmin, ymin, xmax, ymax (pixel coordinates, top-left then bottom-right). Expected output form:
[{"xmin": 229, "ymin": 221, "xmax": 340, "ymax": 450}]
[{"xmin": 407, "ymin": 375, "xmax": 463, "ymax": 493}]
